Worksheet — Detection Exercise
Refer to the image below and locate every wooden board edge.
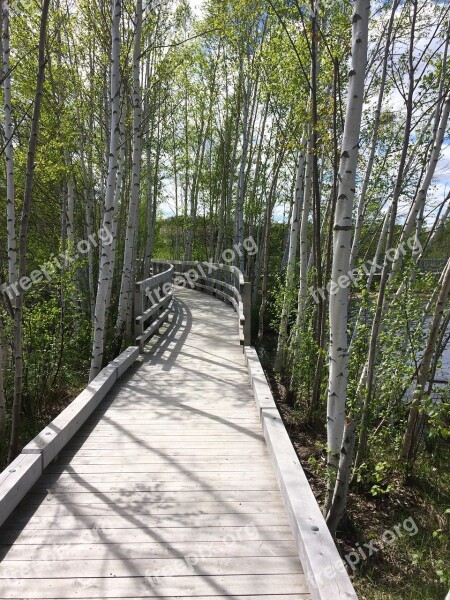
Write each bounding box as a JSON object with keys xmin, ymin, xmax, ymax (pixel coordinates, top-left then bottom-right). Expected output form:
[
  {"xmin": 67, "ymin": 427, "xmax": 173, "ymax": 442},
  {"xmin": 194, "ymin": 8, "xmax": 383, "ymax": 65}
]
[
  {"xmin": 0, "ymin": 346, "xmax": 140, "ymax": 520},
  {"xmin": 244, "ymin": 346, "xmax": 358, "ymax": 600}
]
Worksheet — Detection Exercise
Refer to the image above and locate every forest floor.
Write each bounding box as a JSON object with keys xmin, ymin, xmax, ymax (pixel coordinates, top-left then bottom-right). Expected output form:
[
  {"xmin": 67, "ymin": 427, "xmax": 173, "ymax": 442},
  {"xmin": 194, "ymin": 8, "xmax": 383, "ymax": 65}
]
[{"xmin": 263, "ymin": 360, "xmax": 450, "ymax": 600}]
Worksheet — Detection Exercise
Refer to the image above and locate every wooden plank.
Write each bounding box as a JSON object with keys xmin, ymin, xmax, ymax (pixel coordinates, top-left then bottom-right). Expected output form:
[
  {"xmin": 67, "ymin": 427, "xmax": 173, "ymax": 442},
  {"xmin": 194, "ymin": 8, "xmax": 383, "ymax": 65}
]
[
  {"xmin": 110, "ymin": 346, "xmax": 140, "ymax": 378},
  {"xmin": 136, "ymin": 265, "xmax": 173, "ymax": 293},
  {"xmin": 0, "ymin": 288, "xmax": 313, "ymax": 600},
  {"xmin": 36, "ymin": 470, "xmax": 275, "ymax": 482},
  {"xmin": 0, "ymin": 556, "xmax": 303, "ymax": 579},
  {"xmin": 0, "ymin": 525, "xmax": 296, "ymax": 546},
  {"xmin": 62, "ymin": 439, "xmax": 264, "ymax": 446},
  {"xmin": 3, "ymin": 513, "xmax": 291, "ymax": 532},
  {"xmin": 21, "ymin": 490, "xmax": 283, "ymax": 505},
  {"xmin": 30, "ymin": 479, "xmax": 278, "ymax": 492},
  {"xmin": 0, "ymin": 455, "xmax": 42, "ymax": 528},
  {"xmin": 0, "ymin": 539, "xmax": 298, "ymax": 562},
  {"xmin": 245, "ymin": 346, "xmax": 357, "ymax": 600},
  {"xmin": 137, "ymin": 300, "xmax": 173, "ymax": 351},
  {"xmin": 7, "ymin": 499, "xmax": 285, "ymax": 518},
  {"xmin": 57, "ymin": 451, "xmax": 269, "ymax": 459},
  {"xmin": 74, "ymin": 430, "xmax": 262, "ymax": 437},
  {"xmin": 42, "ymin": 465, "xmax": 271, "ymax": 475},
  {"xmin": 136, "ymin": 292, "xmax": 173, "ymax": 326},
  {"xmin": 61, "ymin": 445, "xmax": 265, "ymax": 454},
  {"xmin": 0, "ymin": 573, "xmax": 310, "ymax": 598}
]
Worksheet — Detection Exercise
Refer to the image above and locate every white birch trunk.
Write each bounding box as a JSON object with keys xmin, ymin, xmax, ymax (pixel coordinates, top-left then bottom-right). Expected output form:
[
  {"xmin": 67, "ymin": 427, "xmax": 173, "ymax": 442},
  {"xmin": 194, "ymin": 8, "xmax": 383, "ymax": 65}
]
[
  {"xmin": 3, "ymin": 0, "xmax": 17, "ymax": 288},
  {"xmin": 89, "ymin": 0, "xmax": 121, "ymax": 381},
  {"xmin": 143, "ymin": 48, "xmax": 154, "ymax": 276},
  {"xmin": 79, "ymin": 138, "xmax": 95, "ymax": 323},
  {"xmin": 294, "ymin": 132, "xmax": 313, "ymax": 336},
  {"xmin": 9, "ymin": 0, "xmax": 50, "ymax": 461},
  {"xmin": 349, "ymin": 208, "xmax": 390, "ymax": 356},
  {"xmin": 390, "ymin": 92, "xmax": 450, "ymax": 277},
  {"xmin": 274, "ymin": 146, "xmax": 305, "ymax": 371},
  {"xmin": 235, "ymin": 70, "xmax": 250, "ymax": 272},
  {"xmin": 0, "ymin": 342, "xmax": 6, "ymax": 439},
  {"xmin": 325, "ymin": 0, "xmax": 369, "ymax": 513},
  {"xmin": 116, "ymin": 0, "xmax": 143, "ymax": 342},
  {"xmin": 349, "ymin": 0, "xmax": 398, "ymax": 270},
  {"xmin": 64, "ymin": 151, "xmax": 75, "ymax": 250},
  {"xmin": 105, "ymin": 114, "xmax": 125, "ymax": 310}
]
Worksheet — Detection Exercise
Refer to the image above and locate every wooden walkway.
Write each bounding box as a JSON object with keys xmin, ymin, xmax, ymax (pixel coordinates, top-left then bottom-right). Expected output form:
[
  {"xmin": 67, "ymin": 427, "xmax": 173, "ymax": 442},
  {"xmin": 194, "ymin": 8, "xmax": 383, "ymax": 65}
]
[{"xmin": 0, "ymin": 288, "xmax": 310, "ymax": 599}]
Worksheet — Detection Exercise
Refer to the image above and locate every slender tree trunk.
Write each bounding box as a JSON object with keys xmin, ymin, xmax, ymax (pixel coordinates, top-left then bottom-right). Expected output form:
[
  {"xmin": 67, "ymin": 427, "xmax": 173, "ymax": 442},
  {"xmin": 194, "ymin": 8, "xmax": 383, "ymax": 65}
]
[
  {"xmin": 401, "ymin": 258, "xmax": 450, "ymax": 464},
  {"xmin": 274, "ymin": 145, "xmax": 305, "ymax": 371},
  {"xmin": 349, "ymin": 208, "xmax": 390, "ymax": 355},
  {"xmin": 325, "ymin": 418, "xmax": 356, "ymax": 534},
  {"xmin": 324, "ymin": 0, "xmax": 369, "ymax": 515},
  {"xmin": 0, "ymin": 341, "xmax": 6, "ymax": 440},
  {"xmin": 235, "ymin": 64, "xmax": 250, "ymax": 272},
  {"xmin": 258, "ymin": 146, "xmax": 286, "ymax": 341},
  {"xmin": 8, "ymin": 0, "xmax": 51, "ymax": 462},
  {"xmin": 421, "ymin": 196, "xmax": 450, "ymax": 255},
  {"xmin": 116, "ymin": 0, "xmax": 142, "ymax": 343},
  {"xmin": 3, "ymin": 0, "xmax": 17, "ymax": 289},
  {"xmin": 291, "ymin": 130, "xmax": 312, "ymax": 364},
  {"xmin": 89, "ymin": 0, "xmax": 122, "ymax": 381},
  {"xmin": 391, "ymin": 92, "xmax": 450, "ymax": 277},
  {"xmin": 349, "ymin": 0, "xmax": 399, "ymax": 270},
  {"xmin": 355, "ymin": 0, "xmax": 418, "ymax": 471}
]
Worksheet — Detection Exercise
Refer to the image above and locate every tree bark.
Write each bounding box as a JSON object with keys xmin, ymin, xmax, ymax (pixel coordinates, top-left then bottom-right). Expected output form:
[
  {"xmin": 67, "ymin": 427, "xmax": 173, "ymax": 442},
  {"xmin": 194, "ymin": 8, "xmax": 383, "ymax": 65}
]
[
  {"xmin": 89, "ymin": 0, "xmax": 122, "ymax": 381},
  {"xmin": 274, "ymin": 145, "xmax": 305, "ymax": 371},
  {"xmin": 349, "ymin": 0, "xmax": 399, "ymax": 270},
  {"xmin": 354, "ymin": 0, "xmax": 418, "ymax": 471},
  {"xmin": 8, "ymin": 0, "xmax": 51, "ymax": 462},
  {"xmin": 116, "ymin": 0, "xmax": 143, "ymax": 344},
  {"xmin": 2, "ymin": 0, "xmax": 17, "ymax": 289},
  {"xmin": 324, "ymin": 0, "xmax": 369, "ymax": 515},
  {"xmin": 326, "ymin": 418, "xmax": 356, "ymax": 535},
  {"xmin": 401, "ymin": 258, "xmax": 450, "ymax": 464}
]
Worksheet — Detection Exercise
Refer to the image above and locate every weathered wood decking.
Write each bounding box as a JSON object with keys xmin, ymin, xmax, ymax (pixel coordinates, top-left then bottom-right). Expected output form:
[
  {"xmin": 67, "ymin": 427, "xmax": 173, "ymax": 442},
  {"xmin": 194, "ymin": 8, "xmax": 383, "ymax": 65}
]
[{"xmin": 0, "ymin": 288, "xmax": 310, "ymax": 599}]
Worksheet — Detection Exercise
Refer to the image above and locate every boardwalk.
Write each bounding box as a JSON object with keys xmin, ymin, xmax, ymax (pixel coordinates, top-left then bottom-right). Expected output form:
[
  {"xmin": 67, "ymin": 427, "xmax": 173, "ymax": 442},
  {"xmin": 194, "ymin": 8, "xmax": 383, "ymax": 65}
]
[{"xmin": 0, "ymin": 288, "xmax": 310, "ymax": 599}]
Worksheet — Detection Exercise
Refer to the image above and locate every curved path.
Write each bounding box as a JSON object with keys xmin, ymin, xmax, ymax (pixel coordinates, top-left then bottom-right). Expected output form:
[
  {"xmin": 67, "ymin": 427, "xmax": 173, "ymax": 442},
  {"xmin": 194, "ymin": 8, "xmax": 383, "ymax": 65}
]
[{"xmin": 0, "ymin": 288, "xmax": 310, "ymax": 599}]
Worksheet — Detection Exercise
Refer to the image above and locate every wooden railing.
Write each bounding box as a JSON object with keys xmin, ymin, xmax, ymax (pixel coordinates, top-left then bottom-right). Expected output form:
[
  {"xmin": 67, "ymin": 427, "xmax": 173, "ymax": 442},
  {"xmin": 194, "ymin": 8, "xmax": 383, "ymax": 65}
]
[
  {"xmin": 135, "ymin": 264, "xmax": 174, "ymax": 352},
  {"xmin": 151, "ymin": 260, "xmax": 251, "ymax": 346}
]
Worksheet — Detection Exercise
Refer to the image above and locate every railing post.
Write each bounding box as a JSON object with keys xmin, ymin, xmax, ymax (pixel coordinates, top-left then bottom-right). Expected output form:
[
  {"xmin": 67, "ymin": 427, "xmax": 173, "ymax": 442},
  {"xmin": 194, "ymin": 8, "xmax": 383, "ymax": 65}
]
[
  {"xmin": 241, "ymin": 277, "xmax": 251, "ymax": 346},
  {"xmin": 135, "ymin": 282, "xmax": 143, "ymax": 344}
]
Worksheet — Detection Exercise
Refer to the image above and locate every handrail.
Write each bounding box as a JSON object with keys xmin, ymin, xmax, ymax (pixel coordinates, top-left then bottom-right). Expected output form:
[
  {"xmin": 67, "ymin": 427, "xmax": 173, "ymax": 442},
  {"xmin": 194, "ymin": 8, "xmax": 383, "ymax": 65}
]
[
  {"xmin": 151, "ymin": 260, "xmax": 251, "ymax": 346},
  {"xmin": 0, "ymin": 346, "xmax": 140, "ymax": 528},
  {"xmin": 135, "ymin": 264, "xmax": 174, "ymax": 352}
]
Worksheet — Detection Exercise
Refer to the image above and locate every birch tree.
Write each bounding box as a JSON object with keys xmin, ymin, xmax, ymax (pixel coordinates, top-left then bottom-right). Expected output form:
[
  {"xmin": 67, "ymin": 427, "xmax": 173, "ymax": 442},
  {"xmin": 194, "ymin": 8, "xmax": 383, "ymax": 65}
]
[
  {"xmin": 116, "ymin": 0, "xmax": 143, "ymax": 343},
  {"xmin": 89, "ymin": 0, "xmax": 122, "ymax": 381},
  {"xmin": 274, "ymin": 147, "xmax": 305, "ymax": 371},
  {"xmin": 324, "ymin": 0, "xmax": 370, "ymax": 514},
  {"xmin": 8, "ymin": 0, "xmax": 51, "ymax": 461},
  {"xmin": 3, "ymin": 0, "xmax": 17, "ymax": 289}
]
